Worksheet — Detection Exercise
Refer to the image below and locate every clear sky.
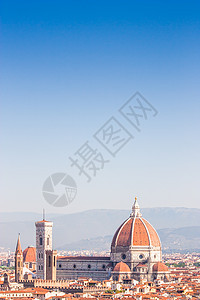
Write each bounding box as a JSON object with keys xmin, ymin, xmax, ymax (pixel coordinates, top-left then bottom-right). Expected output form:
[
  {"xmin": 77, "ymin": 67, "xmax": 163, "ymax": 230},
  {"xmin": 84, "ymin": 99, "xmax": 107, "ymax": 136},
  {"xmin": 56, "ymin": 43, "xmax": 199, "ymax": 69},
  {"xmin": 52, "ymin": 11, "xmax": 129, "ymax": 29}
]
[{"xmin": 1, "ymin": 0, "xmax": 200, "ymax": 213}]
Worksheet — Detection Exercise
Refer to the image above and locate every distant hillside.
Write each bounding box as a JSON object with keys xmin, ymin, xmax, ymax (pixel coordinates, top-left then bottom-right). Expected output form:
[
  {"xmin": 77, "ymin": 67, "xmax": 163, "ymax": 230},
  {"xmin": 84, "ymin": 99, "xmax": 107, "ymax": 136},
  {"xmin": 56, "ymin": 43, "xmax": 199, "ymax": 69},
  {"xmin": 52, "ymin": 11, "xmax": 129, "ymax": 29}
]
[
  {"xmin": 158, "ymin": 226, "xmax": 200, "ymax": 251},
  {"xmin": 59, "ymin": 235, "xmax": 112, "ymax": 252},
  {"xmin": 0, "ymin": 207, "xmax": 200, "ymax": 250},
  {"xmin": 59, "ymin": 226, "xmax": 200, "ymax": 252}
]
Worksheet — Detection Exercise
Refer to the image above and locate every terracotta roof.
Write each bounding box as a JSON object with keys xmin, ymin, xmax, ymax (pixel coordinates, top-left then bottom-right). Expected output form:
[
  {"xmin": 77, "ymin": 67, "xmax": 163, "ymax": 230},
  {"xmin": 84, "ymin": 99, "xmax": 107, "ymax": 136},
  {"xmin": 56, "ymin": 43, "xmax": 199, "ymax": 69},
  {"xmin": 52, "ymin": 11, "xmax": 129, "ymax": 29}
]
[
  {"xmin": 153, "ymin": 262, "xmax": 169, "ymax": 272},
  {"xmin": 133, "ymin": 218, "xmax": 150, "ymax": 246},
  {"xmin": 116, "ymin": 218, "xmax": 133, "ymax": 247},
  {"xmin": 111, "ymin": 217, "xmax": 161, "ymax": 248},
  {"xmin": 111, "ymin": 200, "xmax": 161, "ymax": 248},
  {"xmin": 23, "ymin": 246, "xmax": 36, "ymax": 262},
  {"xmin": 142, "ymin": 218, "xmax": 161, "ymax": 247},
  {"xmin": 113, "ymin": 261, "xmax": 131, "ymax": 272},
  {"xmin": 35, "ymin": 220, "xmax": 51, "ymax": 223}
]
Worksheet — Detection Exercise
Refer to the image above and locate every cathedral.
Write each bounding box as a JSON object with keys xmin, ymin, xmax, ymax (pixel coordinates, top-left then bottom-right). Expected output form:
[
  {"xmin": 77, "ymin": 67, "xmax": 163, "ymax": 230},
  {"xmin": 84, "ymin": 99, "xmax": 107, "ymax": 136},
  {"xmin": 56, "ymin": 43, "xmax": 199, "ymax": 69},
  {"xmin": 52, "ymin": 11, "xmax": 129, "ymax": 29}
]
[{"xmin": 15, "ymin": 198, "xmax": 170, "ymax": 284}]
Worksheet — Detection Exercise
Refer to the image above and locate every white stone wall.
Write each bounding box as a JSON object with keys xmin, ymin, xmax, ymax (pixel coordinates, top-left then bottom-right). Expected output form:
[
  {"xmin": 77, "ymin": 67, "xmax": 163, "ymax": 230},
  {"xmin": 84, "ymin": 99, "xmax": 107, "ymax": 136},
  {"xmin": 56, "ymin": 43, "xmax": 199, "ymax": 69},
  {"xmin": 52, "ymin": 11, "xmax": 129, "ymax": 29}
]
[
  {"xmin": 57, "ymin": 269, "xmax": 111, "ymax": 281},
  {"xmin": 57, "ymin": 258, "xmax": 111, "ymax": 281},
  {"xmin": 35, "ymin": 221, "xmax": 53, "ymax": 279},
  {"xmin": 111, "ymin": 245, "xmax": 162, "ymax": 272},
  {"xmin": 56, "ymin": 244, "xmax": 162, "ymax": 282},
  {"xmin": 57, "ymin": 260, "xmax": 108, "ymax": 271}
]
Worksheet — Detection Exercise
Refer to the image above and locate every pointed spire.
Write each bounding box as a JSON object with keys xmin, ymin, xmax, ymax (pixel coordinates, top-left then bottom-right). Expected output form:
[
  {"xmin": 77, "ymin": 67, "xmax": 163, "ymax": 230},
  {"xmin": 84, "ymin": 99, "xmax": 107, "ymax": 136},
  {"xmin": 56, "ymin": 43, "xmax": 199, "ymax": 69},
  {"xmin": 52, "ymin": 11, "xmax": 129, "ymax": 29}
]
[
  {"xmin": 15, "ymin": 233, "xmax": 22, "ymax": 254},
  {"xmin": 130, "ymin": 197, "xmax": 142, "ymax": 218}
]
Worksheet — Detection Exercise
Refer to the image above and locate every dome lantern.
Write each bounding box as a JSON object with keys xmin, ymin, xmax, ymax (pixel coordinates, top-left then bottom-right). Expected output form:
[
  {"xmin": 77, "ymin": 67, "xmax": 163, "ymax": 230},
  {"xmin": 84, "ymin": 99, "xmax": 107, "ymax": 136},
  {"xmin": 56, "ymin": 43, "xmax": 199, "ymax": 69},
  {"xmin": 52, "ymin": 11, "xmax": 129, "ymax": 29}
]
[
  {"xmin": 131, "ymin": 197, "xmax": 142, "ymax": 218},
  {"xmin": 111, "ymin": 199, "xmax": 161, "ymax": 248}
]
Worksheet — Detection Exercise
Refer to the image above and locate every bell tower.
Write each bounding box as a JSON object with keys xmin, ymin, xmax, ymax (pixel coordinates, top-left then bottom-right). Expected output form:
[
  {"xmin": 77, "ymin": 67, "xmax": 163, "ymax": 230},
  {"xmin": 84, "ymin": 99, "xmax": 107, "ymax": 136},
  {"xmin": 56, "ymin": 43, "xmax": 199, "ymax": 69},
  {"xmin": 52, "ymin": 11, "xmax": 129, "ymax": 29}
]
[
  {"xmin": 15, "ymin": 234, "xmax": 23, "ymax": 282},
  {"xmin": 35, "ymin": 213, "xmax": 54, "ymax": 279}
]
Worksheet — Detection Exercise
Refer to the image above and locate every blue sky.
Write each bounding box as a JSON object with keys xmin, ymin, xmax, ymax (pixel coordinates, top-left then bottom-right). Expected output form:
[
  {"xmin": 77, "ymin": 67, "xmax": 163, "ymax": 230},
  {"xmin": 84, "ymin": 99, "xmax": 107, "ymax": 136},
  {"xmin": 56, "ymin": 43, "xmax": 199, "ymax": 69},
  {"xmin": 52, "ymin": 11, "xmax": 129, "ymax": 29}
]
[{"xmin": 1, "ymin": 0, "xmax": 200, "ymax": 213}]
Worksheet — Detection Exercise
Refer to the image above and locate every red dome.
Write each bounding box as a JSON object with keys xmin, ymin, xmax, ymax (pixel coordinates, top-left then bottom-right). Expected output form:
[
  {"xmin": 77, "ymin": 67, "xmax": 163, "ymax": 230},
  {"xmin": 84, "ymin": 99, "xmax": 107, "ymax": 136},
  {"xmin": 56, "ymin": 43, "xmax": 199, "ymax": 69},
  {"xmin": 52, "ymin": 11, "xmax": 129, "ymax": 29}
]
[
  {"xmin": 23, "ymin": 246, "xmax": 36, "ymax": 262},
  {"xmin": 111, "ymin": 199, "xmax": 161, "ymax": 248},
  {"xmin": 113, "ymin": 261, "xmax": 131, "ymax": 273},
  {"xmin": 153, "ymin": 262, "xmax": 168, "ymax": 272}
]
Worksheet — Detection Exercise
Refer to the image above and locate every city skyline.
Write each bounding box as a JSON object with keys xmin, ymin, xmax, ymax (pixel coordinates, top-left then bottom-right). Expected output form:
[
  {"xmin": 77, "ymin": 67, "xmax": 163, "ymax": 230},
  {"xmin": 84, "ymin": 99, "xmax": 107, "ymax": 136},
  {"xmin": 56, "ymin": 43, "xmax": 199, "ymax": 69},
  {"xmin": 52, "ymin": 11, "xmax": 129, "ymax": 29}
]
[{"xmin": 1, "ymin": 2, "xmax": 200, "ymax": 298}]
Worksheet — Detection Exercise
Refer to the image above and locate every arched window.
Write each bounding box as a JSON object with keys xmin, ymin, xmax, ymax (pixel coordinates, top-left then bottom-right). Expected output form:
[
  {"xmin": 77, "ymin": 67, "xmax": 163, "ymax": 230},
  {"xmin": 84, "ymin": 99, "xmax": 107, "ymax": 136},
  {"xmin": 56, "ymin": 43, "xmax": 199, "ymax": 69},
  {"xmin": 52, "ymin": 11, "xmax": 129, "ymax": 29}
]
[
  {"xmin": 54, "ymin": 256, "xmax": 56, "ymax": 267},
  {"xmin": 39, "ymin": 236, "xmax": 42, "ymax": 245},
  {"xmin": 49, "ymin": 255, "xmax": 51, "ymax": 267},
  {"xmin": 121, "ymin": 254, "xmax": 126, "ymax": 260},
  {"xmin": 47, "ymin": 237, "xmax": 50, "ymax": 246}
]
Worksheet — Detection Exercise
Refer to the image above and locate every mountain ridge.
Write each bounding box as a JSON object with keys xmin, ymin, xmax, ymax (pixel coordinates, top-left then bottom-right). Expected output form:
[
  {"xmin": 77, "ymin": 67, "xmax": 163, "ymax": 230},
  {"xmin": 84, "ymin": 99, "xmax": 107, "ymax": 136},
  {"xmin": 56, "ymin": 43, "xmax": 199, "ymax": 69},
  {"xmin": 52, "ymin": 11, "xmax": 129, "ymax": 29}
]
[
  {"xmin": 1, "ymin": 207, "xmax": 200, "ymax": 250},
  {"xmin": 59, "ymin": 226, "xmax": 200, "ymax": 252}
]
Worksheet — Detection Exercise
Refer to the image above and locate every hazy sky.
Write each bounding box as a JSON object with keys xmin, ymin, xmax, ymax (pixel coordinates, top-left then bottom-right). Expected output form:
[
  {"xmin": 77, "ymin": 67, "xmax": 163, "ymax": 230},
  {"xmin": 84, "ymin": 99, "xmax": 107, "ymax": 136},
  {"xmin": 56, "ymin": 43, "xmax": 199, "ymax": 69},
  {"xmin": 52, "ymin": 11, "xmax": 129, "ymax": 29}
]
[{"xmin": 1, "ymin": 0, "xmax": 200, "ymax": 213}]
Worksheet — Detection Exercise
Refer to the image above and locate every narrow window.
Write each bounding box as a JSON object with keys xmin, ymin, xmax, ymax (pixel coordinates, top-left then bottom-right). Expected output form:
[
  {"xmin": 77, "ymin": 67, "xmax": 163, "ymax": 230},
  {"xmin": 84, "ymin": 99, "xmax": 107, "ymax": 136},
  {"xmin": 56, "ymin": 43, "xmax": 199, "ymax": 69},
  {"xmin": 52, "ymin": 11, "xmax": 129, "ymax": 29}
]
[
  {"xmin": 49, "ymin": 255, "xmax": 51, "ymax": 267},
  {"xmin": 40, "ymin": 237, "xmax": 42, "ymax": 245},
  {"xmin": 54, "ymin": 256, "xmax": 56, "ymax": 267}
]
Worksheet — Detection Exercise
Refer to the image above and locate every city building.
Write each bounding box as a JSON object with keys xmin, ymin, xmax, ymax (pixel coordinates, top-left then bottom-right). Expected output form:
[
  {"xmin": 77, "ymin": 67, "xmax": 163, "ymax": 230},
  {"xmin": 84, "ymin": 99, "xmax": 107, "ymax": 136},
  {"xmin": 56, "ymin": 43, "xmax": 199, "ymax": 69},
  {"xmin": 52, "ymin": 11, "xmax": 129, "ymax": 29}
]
[
  {"xmin": 110, "ymin": 198, "xmax": 170, "ymax": 282},
  {"xmin": 23, "ymin": 246, "xmax": 36, "ymax": 272},
  {"xmin": 56, "ymin": 198, "xmax": 170, "ymax": 283},
  {"xmin": 15, "ymin": 234, "xmax": 23, "ymax": 282},
  {"xmin": 15, "ymin": 198, "xmax": 170, "ymax": 284},
  {"xmin": 35, "ymin": 218, "xmax": 57, "ymax": 280}
]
